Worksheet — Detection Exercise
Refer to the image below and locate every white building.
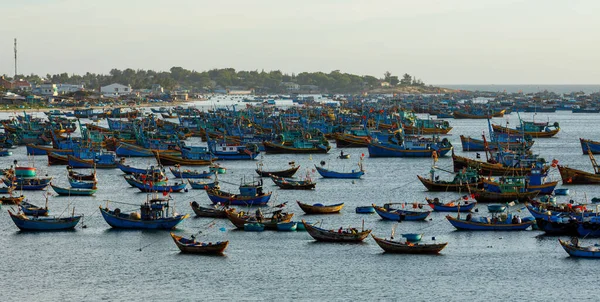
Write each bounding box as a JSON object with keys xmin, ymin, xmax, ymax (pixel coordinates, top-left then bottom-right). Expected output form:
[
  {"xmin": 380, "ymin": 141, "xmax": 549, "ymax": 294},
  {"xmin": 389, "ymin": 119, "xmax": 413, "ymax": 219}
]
[
  {"xmin": 281, "ymin": 82, "xmax": 300, "ymax": 91},
  {"xmin": 56, "ymin": 84, "xmax": 84, "ymax": 94},
  {"xmin": 100, "ymin": 83, "xmax": 132, "ymax": 96},
  {"xmin": 33, "ymin": 83, "xmax": 58, "ymax": 96}
]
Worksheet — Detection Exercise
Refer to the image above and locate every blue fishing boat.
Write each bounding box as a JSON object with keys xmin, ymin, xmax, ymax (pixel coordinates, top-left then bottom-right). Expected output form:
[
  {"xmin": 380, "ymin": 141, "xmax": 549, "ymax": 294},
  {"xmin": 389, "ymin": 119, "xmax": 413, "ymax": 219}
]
[
  {"xmin": 276, "ymin": 222, "xmax": 297, "ymax": 231},
  {"xmin": 51, "ymin": 184, "xmax": 97, "ymax": 196},
  {"xmin": 372, "ymin": 204, "xmax": 431, "ymax": 221},
  {"xmin": 206, "ymin": 180, "xmax": 271, "ymax": 206},
  {"xmin": 355, "ymin": 206, "xmax": 375, "ymax": 214},
  {"xmin": 554, "ymin": 188, "xmax": 569, "ymax": 195},
  {"xmin": 19, "ymin": 200, "xmax": 49, "ymax": 216},
  {"xmin": 535, "ymin": 214, "xmax": 579, "ymax": 235},
  {"xmin": 116, "ymin": 159, "xmax": 163, "ymax": 175},
  {"xmin": 67, "ymin": 177, "xmax": 96, "ymax": 189},
  {"xmin": 169, "ymin": 166, "xmax": 214, "ymax": 179},
  {"xmin": 580, "ymin": 138, "xmax": 600, "ymax": 154},
  {"xmin": 577, "ymin": 217, "xmax": 600, "ymax": 237},
  {"xmin": 207, "ymin": 140, "xmax": 260, "ymax": 160},
  {"xmin": 188, "ymin": 179, "xmax": 219, "ymax": 190},
  {"xmin": 446, "ymin": 214, "xmax": 535, "ymax": 231},
  {"xmin": 2, "ymin": 177, "xmax": 52, "ymax": 191},
  {"xmin": 426, "ymin": 197, "xmax": 477, "ymax": 212},
  {"xmin": 99, "ymin": 197, "xmax": 189, "ymax": 229},
  {"xmin": 0, "ymin": 149, "xmax": 12, "ymax": 157},
  {"xmin": 367, "ymin": 134, "xmax": 453, "ymax": 158},
  {"xmin": 125, "ymin": 177, "xmax": 187, "ymax": 193},
  {"xmin": 487, "ymin": 204, "xmax": 507, "ymax": 213},
  {"xmin": 482, "ymin": 168, "xmax": 557, "ymax": 195},
  {"xmin": 8, "ymin": 210, "xmax": 81, "ymax": 231},
  {"xmin": 68, "ymin": 152, "xmax": 117, "ymax": 169},
  {"xmin": 314, "ymin": 162, "xmax": 364, "ymax": 179},
  {"xmin": 526, "ymin": 204, "xmax": 594, "ymax": 219},
  {"xmin": 559, "ymin": 238, "xmax": 600, "ymax": 258}
]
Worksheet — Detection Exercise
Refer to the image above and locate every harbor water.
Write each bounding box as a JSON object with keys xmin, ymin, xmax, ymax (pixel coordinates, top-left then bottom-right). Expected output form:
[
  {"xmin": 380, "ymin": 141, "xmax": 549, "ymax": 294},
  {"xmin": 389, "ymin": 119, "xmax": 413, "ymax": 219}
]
[{"xmin": 0, "ymin": 107, "xmax": 598, "ymax": 301}]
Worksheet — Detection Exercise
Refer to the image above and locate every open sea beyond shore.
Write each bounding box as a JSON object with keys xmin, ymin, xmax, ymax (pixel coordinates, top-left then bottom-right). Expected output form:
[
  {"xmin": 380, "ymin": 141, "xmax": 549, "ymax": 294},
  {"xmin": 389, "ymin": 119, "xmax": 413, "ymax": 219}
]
[
  {"xmin": 0, "ymin": 102, "xmax": 599, "ymax": 301},
  {"xmin": 440, "ymin": 84, "xmax": 600, "ymax": 94}
]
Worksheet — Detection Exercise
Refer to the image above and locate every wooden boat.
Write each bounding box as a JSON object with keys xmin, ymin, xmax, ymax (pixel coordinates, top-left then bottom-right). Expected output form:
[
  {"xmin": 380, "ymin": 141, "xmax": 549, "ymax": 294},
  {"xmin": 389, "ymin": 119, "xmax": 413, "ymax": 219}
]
[
  {"xmin": 169, "ymin": 167, "xmax": 214, "ymax": 179},
  {"xmin": 459, "ymin": 135, "xmax": 533, "ymax": 152},
  {"xmin": 188, "ymin": 179, "xmax": 219, "ymax": 190},
  {"xmin": 445, "ymin": 214, "xmax": 535, "ymax": 231},
  {"xmin": 580, "ymin": 138, "xmax": 600, "ymax": 154},
  {"xmin": 67, "ymin": 167, "xmax": 96, "ymax": 181},
  {"xmin": 48, "ymin": 152, "xmax": 69, "ymax": 165},
  {"xmin": 225, "ymin": 208, "xmax": 293, "ymax": 230},
  {"xmin": 333, "ymin": 132, "xmax": 371, "ymax": 148},
  {"xmin": 209, "ymin": 164, "xmax": 227, "ymax": 174},
  {"xmin": 170, "ymin": 233, "xmax": 228, "ymax": 254},
  {"xmin": 471, "ymin": 188, "xmax": 538, "ymax": 203},
  {"xmin": 487, "ymin": 204, "xmax": 507, "ymax": 213},
  {"xmin": 153, "ymin": 151, "xmax": 213, "ymax": 166},
  {"xmin": 452, "ymin": 152, "xmax": 549, "ymax": 176},
  {"xmin": 189, "ymin": 201, "xmax": 227, "ymax": 218},
  {"xmin": 339, "ymin": 153, "xmax": 351, "ymax": 159},
  {"xmin": 355, "ymin": 206, "xmax": 375, "ymax": 214},
  {"xmin": 417, "ymin": 170, "xmax": 482, "ymax": 192},
  {"xmin": 557, "ymin": 165, "xmax": 600, "ymax": 184},
  {"xmin": 271, "ymin": 175, "xmax": 316, "ymax": 190},
  {"xmin": 68, "ymin": 154, "xmax": 117, "ymax": 169},
  {"xmin": 0, "ymin": 195, "xmax": 25, "ymax": 205},
  {"xmin": 492, "ymin": 123, "xmax": 559, "ymax": 138},
  {"xmin": 262, "ymin": 140, "xmax": 331, "ymax": 154},
  {"xmin": 426, "ymin": 197, "xmax": 476, "ymax": 212},
  {"xmin": 99, "ymin": 197, "xmax": 189, "ymax": 229},
  {"xmin": 314, "ymin": 164, "xmax": 364, "ymax": 179},
  {"xmin": 20, "ymin": 200, "xmax": 49, "ymax": 216},
  {"xmin": 302, "ymin": 220, "xmax": 371, "ymax": 242},
  {"xmin": 51, "ymin": 184, "xmax": 97, "ymax": 196},
  {"xmin": 126, "ymin": 177, "xmax": 187, "ymax": 193},
  {"xmin": 8, "ymin": 210, "xmax": 81, "ymax": 231},
  {"xmin": 255, "ymin": 163, "xmax": 300, "ymax": 178},
  {"xmin": 373, "ymin": 204, "xmax": 431, "ymax": 221},
  {"xmin": 276, "ymin": 222, "xmax": 297, "ymax": 231},
  {"xmin": 206, "ymin": 181, "xmax": 271, "ymax": 206},
  {"xmin": 297, "ymin": 201, "xmax": 344, "ymax": 214},
  {"xmin": 559, "ymin": 239, "xmax": 600, "ymax": 258},
  {"xmin": 371, "ymin": 234, "xmax": 448, "ymax": 254},
  {"xmin": 453, "ymin": 109, "xmax": 505, "ymax": 119},
  {"xmin": 68, "ymin": 177, "xmax": 97, "ymax": 189}
]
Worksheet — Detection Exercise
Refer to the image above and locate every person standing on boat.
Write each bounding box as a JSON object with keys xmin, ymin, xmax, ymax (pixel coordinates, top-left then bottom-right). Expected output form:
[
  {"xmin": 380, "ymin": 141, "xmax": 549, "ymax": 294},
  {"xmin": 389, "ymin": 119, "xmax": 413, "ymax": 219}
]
[{"xmin": 255, "ymin": 208, "xmax": 264, "ymax": 222}]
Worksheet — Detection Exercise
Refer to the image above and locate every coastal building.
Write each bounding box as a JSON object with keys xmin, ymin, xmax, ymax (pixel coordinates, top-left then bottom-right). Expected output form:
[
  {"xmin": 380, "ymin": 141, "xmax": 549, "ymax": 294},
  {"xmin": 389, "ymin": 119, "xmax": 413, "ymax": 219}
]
[
  {"xmin": 0, "ymin": 76, "xmax": 12, "ymax": 89},
  {"xmin": 171, "ymin": 92, "xmax": 188, "ymax": 101},
  {"xmin": 12, "ymin": 79, "xmax": 32, "ymax": 91},
  {"xmin": 100, "ymin": 83, "xmax": 132, "ymax": 96},
  {"xmin": 56, "ymin": 84, "xmax": 84, "ymax": 94},
  {"xmin": 281, "ymin": 82, "xmax": 300, "ymax": 91},
  {"xmin": 32, "ymin": 83, "xmax": 58, "ymax": 96}
]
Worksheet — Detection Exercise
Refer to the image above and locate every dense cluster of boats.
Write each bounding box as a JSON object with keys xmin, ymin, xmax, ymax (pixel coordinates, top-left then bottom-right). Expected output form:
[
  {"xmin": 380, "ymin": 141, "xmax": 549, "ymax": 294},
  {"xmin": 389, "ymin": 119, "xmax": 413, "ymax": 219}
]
[{"xmin": 0, "ymin": 101, "xmax": 599, "ymax": 258}]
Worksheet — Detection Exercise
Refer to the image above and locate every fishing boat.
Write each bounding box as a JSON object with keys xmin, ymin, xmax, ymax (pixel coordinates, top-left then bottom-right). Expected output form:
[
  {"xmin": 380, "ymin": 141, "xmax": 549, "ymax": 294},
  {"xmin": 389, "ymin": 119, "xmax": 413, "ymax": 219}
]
[
  {"xmin": 68, "ymin": 176, "xmax": 97, "ymax": 189},
  {"xmin": 207, "ymin": 140, "xmax": 260, "ymax": 160},
  {"xmin": 206, "ymin": 180, "xmax": 271, "ymax": 206},
  {"xmin": 0, "ymin": 195, "xmax": 25, "ymax": 205},
  {"xmin": 302, "ymin": 220, "xmax": 371, "ymax": 242},
  {"xmin": 125, "ymin": 177, "xmax": 187, "ymax": 193},
  {"xmin": 580, "ymin": 138, "xmax": 600, "ymax": 154},
  {"xmin": 66, "ymin": 167, "xmax": 96, "ymax": 181},
  {"xmin": 417, "ymin": 167, "xmax": 482, "ymax": 192},
  {"xmin": 534, "ymin": 214, "xmax": 579, "ymax": 236},
  {"xmin": 459, "ymin": 135, "xmax": 533, "ymax": 152},
  {"xmin": 8, "ymin": 210, "xmax": 81, "ymax": 231},
  {"xmin": 367, "ymin": 134, "xmax": 453, "ymax": 158},
  {"xmin": 48, "ymin": 152, "xmax": 69, "ymax": 165},
  {"xmin": 339, "ymin": 153, "xmax": 351, "ymax": 159},
  {"xmin": 19, "ymin": 200, "xmax": 49, "ymax": 216},
  {"xmin": 99, "ymin": 196, "xmax": 189, "ymax": 229},
  {"xmin": 189, "ymin": 201, "xmax": 227, "ymax": 218},
  {"xmin": 255, "ymin": 161, "xmax": 300, "ymax": 178},
  {"xmin": 51, "ymin": 184, "xmax": 97, "ymax": 196},
  {"xmin": 188, "ymin": 179, "xmax": 219, "ymax": 190},
  {"xmin": 372, "ymin": 204, "xmax": 432, "ymax": 221},
  {"xmin": 271, "ymin": 175, "xmax": 316, "ymax": 190},
  {"xmin": 482, "ymin": 168, "xmax": 557, "ymax": 195},
  {"xmin": 453, "ymin": 109, "xmax": 505, "ymax": 119},
  {"xmin": 169, "ymin": 166, "xmax": 214, "ymax": 179},
  {"xmin": 333, "ymin": 129, "xmax": 371, "ymax": 148},
  {"xmin": 371, "ymin": 234, "xmax": 448, "ymax": 254},
  {"xmin": 2, "ymin": 177, "xmax": 52, "ymax": 191},
  {"xmin": 559, "ymin": 238, "xmax": 600, "ymax": 258},
  {"xmin": 262, "ymin": 139, "xmax": 331, "ymax": 154},
  {"xmin": 225, "ymin": 208, "xmax": 293, "ymax": 230},
  {"xmin": 153, "ymin": 151, "xmax": 213, "ymax": 166},
  {"xmin": 445, "ymin": 214, "xmax": 535, "ymax": 231},
  {"xmin": 0, "ymin": 149, "xmax": 12, "ymax": 157},
  {"xmin": 116, "ymin": 159, "xmax": 163, "ymax": 175},
  {"xmin": 297, "ymin": 201, "xmax": 344, "ymax": 214},
  {"xmin": 68, "ymin": 153, "xmax": 117, "ymax": 169},
  {"xmin": 426, "ymin": 197, "xmax": 476, "ymax": 212},
  {"xmin": 557, "ymin": 165, "xmax": 600, "ymax": 184},
  {"xmin": 170, "ymin": 233, "xmax": 229, "ymax": 254},
  {"xmin": 452, "ymin": 152, "xmax": 549, "ymax": 176},
  {"xmin": 355, "ymin": 206, "xmax": 375, "ymax": 214},
  {"xmin": 209, "ymin": 164, "xmax": 227, "ymax": 174},
  {"xmin": 314, "ymin": 160, "xmax": 364, "ymax": 179},
  {"xmin": 470, "ymin": 188, "xmax": 538, "ymax": 203},
  {"xmin": 491, "ymin": 120, "xmax": 560, "ymax": 138}
]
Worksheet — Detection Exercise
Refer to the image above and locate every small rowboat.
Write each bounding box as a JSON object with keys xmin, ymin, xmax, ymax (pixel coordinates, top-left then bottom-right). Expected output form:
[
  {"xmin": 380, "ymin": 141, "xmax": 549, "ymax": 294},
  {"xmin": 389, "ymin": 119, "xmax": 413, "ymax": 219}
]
[
  {"xmin": 20, "ymin": 201, "xmax": 49, "ymax": 216},
  {"xmin": 303, "ymin": 220, "xmax": 371, "ymax": 242},
  {"xmin": 188, "ymin": 179, "xmax": 219, "ymax": 190},
  {"xmin": 255, "ymin": 164, "xmax": 300, "ymax": 178},
  {"xmin": 559, "ymin": 238, "xmax": 600, "ymax": 258},
  {"xmin": 67, "ymin": 167, "xmax": 96, "ymax": 181},
  {"xmin": 0, "ymin": 195, "xmax": 25, "ymax": 205},
  {"xmin": 371, "ymin": 234, "xmax": 448, "ymax": 254},
  {"xmin": 51, "ymin": 184, "xmax": 97, "ymax": 196},
  {"xmin": 170, "ymin": 233, "xmax": 228, "ymax": 254},
  {"xmin": 487, "ymin": 204, "xmax": 507, "ymax": 213},
  {"xmin": 372, "ymin": 204, "xmax": 431, "ymax": 221},
  {"xmin": 295, "ymin": 221, "xmax": 314, "ymax": 231},
  {"xmin": 244, "ymin": 222, "xmax": 265, "ymax": 232},
  {"xmin": 169, "ymin": 167, "xmax": 214, "ymax": 179},
  {"xmin": 554, "ymin": 188, "xmax": 569, "ymax": 196},
  {"xmin": 355, "ymin": 206, "xmax": 375, "ymax": 214},
  {"xmin": 339, "ymin": 154, "xmax": 351, "ymax": 159},
  {"xmin": 189, "ymin": 201, "xmax": 227, "ymax": 218},
  {"xmin": 445, "ymin": 215, "xmax": 535, "ymax": 231},
  {"xmin": 297, "ymin": 201, "xmax": 344, "ymax": 214},
  {"xmin": 276, "ymin": 222, "xmax": 297, "ymax": 231},
  {"xmin": 426, "ymin": 198, "xmax": 477, "ymax": 212},
  {"xmin": 8, "ymin": 210, "xmax": 81, "ymax": 231}
]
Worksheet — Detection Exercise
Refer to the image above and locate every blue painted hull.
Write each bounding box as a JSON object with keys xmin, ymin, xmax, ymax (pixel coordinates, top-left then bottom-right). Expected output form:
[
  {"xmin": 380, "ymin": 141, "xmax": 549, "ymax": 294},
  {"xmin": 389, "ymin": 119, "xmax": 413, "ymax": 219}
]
[
  {"xmin": 9, "ymin": 213, "xmax": 81, "ymax": 231},
  {"xmin": 577, "ymin": 222, "xmax": 600, "ymax": 237},
  {"xmin": 206, "ymin": 190, "xmax": 271, "ymax": 206},
  {"xmin": 26, "ymin": 145, "xmax": 73, "ymax": 156},
  {"xmin": 446, "ymin": 216, "xmax": 534, "ymax": 230},
  {"xmin": 484, "ymin": 182, "xmax": 556, "ymax": 194},
  {"xmin": 560, "ymin": 240, "xmax": 600, "ymax": 258},
  {"xmin": 51, "ymin": 184, "xmax": 96, "ymax": 196},
  {"xmin": 355, "ymin": 206, "xmax": 375, "ymax": 214},
  {"xmin": 580, "ymin": 138, "xmax": 600, "ymax": 154},
  {"xmin": 526, "ymin": 205, "xmax": 595, "ymax": 219},
  {"xmin": 368, "ymin": 143, "xmax": 452, "ymax": 158},
  {"xmin": 373, "ymin": 206, "xmax": 431, "ymax": 221},
  {"xmin": 315, "ymin": 166, "xmax": 364, "ymax": 179},
  {"xmin": 3, "ymin": 178, "xmax": 51, "ymax": 190},
  {"xmin": 100, "ymin": 208, "xmax": 187, "ymax": 229},
  {"xmin": 210, "ymin": 152, "xmax": 259, "ymax": 160},
  {"xmin": 68, "ymin": 178, "xmax": 96, "ymax": 189},
  {"xmin": 170, "ymin": 168, "xmax": 214, "ymax": 179},
  {"xmin": 188, "ymin": 180, "xmax": 219, "ymax": 190},
  {"xmin": 116, "ymin": 162, "xmax": 162, "ymax": 175},
  {"xmin": 115, "ymin": 142, "xmax": 154, "ymax": 157},
  {"xmin": 127, "ymin": 179, "xmax": 187, "ymax": 193},
  {"xmin": 276, "ymin": 222, "xmax": 297, "ymax": 231}
]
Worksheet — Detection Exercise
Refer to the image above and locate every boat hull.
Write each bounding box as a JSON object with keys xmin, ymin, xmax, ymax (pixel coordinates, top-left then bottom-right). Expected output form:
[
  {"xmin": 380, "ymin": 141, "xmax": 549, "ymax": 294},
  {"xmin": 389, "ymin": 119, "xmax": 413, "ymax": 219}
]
[
  {"xmin": 446, "ymin": 215, "xmax": 534, "ymax": 230},
  {"xmin": 371, "ymin": 235, "xmax": 448, "ymax": 254},
  {"xmin": 99, "ymin": 207, "xmax": 187, "ymax": 229}
]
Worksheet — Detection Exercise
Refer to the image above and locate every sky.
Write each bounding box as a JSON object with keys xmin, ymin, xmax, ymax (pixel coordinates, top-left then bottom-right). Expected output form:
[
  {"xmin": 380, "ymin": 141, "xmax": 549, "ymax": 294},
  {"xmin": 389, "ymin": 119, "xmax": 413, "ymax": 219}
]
[{"xmin": 1, "ymin": 0, "xmax": 599, "ymax": 84}]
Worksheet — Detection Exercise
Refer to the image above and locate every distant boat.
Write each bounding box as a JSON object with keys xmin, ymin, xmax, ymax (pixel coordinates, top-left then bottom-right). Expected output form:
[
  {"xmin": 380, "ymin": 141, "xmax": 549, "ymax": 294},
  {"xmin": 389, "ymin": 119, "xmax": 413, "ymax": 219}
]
[
  {"xmin": 170, "ymin": 233, "xmax": 228, "ymax": 255},
  {"xmin": 8, "ymin": 210, "xmax": 81, "ymax": 231},
  {"xmin": 302, "ymin": 220, "xmax": 371, "ymax": 242},
  {"xmin": 169, "ymin": 167, "xmax": 214, "ymax": 179},
  {"xmin": 51, "ymin": 184, "xmax": 97, "ymax": 196},
  {"xmin": 255, "ymin": 161, "xmax": 300, "ymax": 178},
  {"xmin": 189, "ymin": 201, "xmax": 227, "ymax": 218},
  {"xmin": 19, "ymin": 200, "xmax": 49, "ymax": 216},
  {"xmin": 559, "ymin": 238, "xmax": 600, "ymax": 258},
  {"xmin": 445, "ymin": 214, "xmax": 535, "ymax": 231},
  {"xmin": 314, "ymin": 162, "xmax": 364, "ymax": 179},
  {"xmin": 372, "ymin": 204, "xmax": 431, "ymax": 221},
  {"xmin": 99, "ymin": 197, "xmax": 188, "ymax": 229},
  {"xmin": 371, "ymin": 234, "xmax": 448, "ymax": 254},
  {"xmin": 297, "ymin": 201, "xmax": 344, "ymax": 214}
]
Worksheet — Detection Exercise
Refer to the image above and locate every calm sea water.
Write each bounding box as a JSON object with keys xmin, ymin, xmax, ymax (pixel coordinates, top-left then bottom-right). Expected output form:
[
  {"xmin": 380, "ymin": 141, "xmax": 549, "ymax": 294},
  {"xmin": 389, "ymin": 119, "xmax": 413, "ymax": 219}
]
[
  {"xmin": 0, "ymin": 107, "xmax": 598, "ymax": 301},
  {"xmin": 439, "ymin": 84, "xmax": 600, "ymax": 94}
]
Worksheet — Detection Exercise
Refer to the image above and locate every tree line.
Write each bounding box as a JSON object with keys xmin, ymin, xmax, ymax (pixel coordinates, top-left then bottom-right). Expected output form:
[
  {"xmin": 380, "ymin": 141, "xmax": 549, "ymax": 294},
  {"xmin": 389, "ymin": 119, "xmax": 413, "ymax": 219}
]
[{"xmin": 2, "ymin": 68, "xmax": 426, "ymax": 93}]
